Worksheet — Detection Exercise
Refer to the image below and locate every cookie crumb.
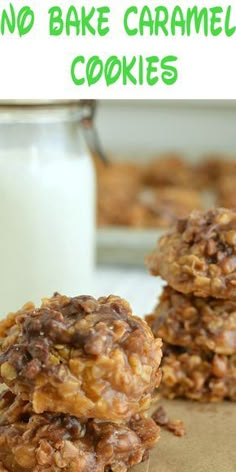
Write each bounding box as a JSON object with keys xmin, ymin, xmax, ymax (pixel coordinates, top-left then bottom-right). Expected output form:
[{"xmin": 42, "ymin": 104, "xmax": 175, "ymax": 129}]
[{"xmin": 152, "ymin": 405, "xmax": 186, "ymax": 437}]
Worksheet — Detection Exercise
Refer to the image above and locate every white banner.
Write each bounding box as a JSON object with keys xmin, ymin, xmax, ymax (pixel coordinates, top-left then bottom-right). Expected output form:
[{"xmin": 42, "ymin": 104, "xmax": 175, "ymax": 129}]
[{"xmin": 0, "ymin": 0, "xmax": 236, "ymax": 98}]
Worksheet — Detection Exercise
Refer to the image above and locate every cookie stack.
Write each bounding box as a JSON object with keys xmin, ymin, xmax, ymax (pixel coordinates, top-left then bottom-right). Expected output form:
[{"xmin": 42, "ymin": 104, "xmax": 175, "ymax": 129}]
[
  {"xmin": 0, "ymin": 293, "xmax": 162, "ymax": 472},
  {"xmin": 146, "ymin": 208, "xmax": 236, "ymax": 401}
]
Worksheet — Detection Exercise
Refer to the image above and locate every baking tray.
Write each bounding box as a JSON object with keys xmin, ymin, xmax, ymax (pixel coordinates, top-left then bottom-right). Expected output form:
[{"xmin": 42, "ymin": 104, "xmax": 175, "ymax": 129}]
[
  {"xmin": 133, "ymin": 399, "xmax": 236, "ymax": 472},
  {"xmin": 96, "ymin": 228, "xmax": 164, "ymax": 266}
]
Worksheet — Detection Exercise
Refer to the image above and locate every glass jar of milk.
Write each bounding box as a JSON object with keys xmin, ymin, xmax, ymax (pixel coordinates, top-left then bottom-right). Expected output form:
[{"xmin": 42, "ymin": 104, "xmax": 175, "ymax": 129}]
[{"xmin": 0, "ymin": 101, "xmax": 96, "ymax": 315}]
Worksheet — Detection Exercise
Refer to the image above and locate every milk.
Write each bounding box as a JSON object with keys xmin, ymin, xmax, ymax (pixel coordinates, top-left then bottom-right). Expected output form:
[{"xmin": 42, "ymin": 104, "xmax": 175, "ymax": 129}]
[{"xmin": 0, "ymin": 150, "xmax": 95, "ymax": 315}]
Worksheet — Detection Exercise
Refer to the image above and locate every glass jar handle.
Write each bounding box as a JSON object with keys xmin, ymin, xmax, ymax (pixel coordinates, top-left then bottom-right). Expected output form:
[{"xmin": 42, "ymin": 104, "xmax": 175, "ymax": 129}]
[{"xmin": 81, "ymin": 100, "xmax": 108, "ymax": 163}]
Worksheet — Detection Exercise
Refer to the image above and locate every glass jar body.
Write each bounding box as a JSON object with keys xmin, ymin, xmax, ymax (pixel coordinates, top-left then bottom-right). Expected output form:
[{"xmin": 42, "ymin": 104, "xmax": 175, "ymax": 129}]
[{"xmin": 0, "ymin": 104, "xmax": 95, "ymax": 315}]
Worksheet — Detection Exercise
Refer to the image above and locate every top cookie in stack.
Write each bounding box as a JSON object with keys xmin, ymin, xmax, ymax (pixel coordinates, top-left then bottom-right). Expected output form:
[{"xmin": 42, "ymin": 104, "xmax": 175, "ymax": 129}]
[{"xmin": 146, "ymin": 208, "xmax": 236, "ymax": 402}]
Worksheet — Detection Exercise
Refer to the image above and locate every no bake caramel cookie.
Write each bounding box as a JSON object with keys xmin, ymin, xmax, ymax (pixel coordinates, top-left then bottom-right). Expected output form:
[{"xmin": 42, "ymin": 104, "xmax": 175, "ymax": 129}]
[
  {"xmin": 0, "ymin": 389, "xmax": 160, "ymax": 472},
  {"xmin": 97, "ymin": 161, "xmax": 144, "ymax": 228},
  {"xmin": 0, "ymin": 294, "xmax": 162, "ymax": 421},
  {"xmin": 217, "ymin": 175, "xmax": 236, "ymax": 209},
  {"xmin": 160, "ymin": 345, "xmax": 236, "ymax": 402},
  {"xmin": 139, "ymin": 187, "xmax": 202, "ymax": 228},
  {"xmin": 147, "ymin": 208, "xmax": 236, "ymax": 298},
  {"xmin": 144, "ymin": 154, "xmax": 195, "ymax": 188},
  {"xmin": 146, "ymin": 286, "xmax": 236, "ymax": 355}
]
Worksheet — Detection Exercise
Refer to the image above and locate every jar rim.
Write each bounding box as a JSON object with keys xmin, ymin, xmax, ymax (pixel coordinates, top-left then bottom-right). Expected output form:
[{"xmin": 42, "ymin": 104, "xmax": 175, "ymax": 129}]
[
  {"xmin": 0, "ymin": 100, "xmax": 80, "ymax": 108},
  {"xmin": 0, "ymin": 101, "xmax": 94, "ymax": 124}
]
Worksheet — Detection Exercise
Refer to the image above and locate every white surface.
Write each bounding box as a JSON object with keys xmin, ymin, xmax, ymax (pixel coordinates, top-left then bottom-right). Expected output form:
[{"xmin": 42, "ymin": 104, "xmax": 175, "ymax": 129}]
[
  {"xmin": 0, "ymin": 151, "xmax": 95, "ymax": 315},
  {"xmin": 92, "ymin": 265, "xmax": 165, "ymax": 317}
]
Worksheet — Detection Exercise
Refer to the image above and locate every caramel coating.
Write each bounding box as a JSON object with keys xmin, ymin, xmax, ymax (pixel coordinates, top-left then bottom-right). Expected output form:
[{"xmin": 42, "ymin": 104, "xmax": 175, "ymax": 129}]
[
  {"xmin": 160, "ymin": 345, "xmax": 236, "ymax": 402},
  {"xmin": 147, "ymin": 208, "xmax": 236, "ymax": 298},
  {"xmin": 0, "ymin": 294, "xmax": 162, "ymax": 421},
  {"xmin": 0, "ymin": 390, "xmax": 160, "ymax": 472},
  {"xmin": 146, "ymin": 286, "xmax": 236, "ymax": 355}
]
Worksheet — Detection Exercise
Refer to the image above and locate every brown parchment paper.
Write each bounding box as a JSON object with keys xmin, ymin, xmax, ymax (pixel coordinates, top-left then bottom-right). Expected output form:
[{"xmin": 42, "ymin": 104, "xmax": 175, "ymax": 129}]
[
  {"xmin": 132, "ymin": 458, "xmax": 150, "ymax": 472},
  {"xmin": 133, "ymin": 399, "xmax": 236, "ymax": 472}
]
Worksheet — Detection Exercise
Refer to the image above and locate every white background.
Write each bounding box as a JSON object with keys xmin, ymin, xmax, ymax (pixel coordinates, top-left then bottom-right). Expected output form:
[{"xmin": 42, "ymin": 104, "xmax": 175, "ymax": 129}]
[{"xmin": 0, "ymin": 0, "xmax": 236, "ymax": 98}]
